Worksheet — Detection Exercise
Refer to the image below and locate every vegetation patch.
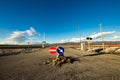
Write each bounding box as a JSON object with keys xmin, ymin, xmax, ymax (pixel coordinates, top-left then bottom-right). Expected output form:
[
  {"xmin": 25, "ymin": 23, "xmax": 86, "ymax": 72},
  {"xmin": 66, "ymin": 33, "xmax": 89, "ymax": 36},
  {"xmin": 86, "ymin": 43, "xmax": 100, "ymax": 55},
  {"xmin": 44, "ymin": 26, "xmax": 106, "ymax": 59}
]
[{"xmin": 43, "ymin": 55, "xmax": 80, "ymax": 67}]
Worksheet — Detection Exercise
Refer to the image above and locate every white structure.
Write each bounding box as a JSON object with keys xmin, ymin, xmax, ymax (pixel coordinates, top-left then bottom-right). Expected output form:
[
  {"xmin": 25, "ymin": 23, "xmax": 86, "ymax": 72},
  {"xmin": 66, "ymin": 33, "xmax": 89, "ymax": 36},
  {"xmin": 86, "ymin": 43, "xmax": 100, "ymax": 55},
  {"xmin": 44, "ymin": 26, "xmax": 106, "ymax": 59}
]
[
  {"xmin": 42, "ymin": 33, "xmax": 46, "ymax": 48},
  {"xmin": 81, "ymin": 43, "xmax": 85, "ymax": 50}
]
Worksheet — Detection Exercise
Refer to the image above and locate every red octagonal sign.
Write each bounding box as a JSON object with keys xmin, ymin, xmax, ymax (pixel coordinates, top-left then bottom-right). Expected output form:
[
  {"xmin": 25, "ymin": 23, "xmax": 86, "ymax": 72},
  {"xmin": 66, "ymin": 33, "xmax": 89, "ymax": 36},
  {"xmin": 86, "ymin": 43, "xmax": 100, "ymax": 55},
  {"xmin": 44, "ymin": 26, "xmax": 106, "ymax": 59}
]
[{"xmin": 49, "ymin": 46, "xmax": 56, "ymax": 54}]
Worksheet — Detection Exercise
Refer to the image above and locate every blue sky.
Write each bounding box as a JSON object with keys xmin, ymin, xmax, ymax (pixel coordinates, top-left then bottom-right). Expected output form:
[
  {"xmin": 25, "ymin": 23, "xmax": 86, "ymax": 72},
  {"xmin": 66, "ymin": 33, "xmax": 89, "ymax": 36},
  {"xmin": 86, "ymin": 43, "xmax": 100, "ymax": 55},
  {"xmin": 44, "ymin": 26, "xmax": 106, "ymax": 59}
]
[{"xmin": 0, "ymin": 0, "xmax": 120, "ymax": 44}]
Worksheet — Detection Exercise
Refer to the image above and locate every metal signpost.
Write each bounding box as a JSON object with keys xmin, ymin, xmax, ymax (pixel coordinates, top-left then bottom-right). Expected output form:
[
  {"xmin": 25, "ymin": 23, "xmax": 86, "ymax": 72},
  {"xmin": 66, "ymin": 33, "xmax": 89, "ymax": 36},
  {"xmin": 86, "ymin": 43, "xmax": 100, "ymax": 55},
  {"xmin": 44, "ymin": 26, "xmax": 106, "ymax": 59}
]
[{"xmin": 100, "ymin": 24, "xmax": 105, "ymax": 50}]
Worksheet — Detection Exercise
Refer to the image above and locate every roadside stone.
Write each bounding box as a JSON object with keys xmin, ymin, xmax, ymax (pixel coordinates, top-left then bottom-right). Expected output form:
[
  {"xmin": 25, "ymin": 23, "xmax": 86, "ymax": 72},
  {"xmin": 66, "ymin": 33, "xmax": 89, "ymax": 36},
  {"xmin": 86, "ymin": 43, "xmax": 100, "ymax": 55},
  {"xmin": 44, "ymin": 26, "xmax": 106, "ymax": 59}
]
[
  {"xmin": 103, "ymin": 47, "xmax": 119, "ymax": 54},
  {"xmin": 114, "ymin": 48, "xmax": 120, "ymax": 54},
  {"xmin": 43, "ymin": 62, "xmax": 47, "ymax": 65}
]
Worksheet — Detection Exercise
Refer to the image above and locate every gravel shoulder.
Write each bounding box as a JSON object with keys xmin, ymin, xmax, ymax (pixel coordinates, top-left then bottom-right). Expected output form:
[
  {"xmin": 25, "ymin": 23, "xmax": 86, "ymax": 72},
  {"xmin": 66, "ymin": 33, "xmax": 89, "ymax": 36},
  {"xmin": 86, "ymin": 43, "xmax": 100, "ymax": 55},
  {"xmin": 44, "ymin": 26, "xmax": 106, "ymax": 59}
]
[{"xmin": 0, "ymin": 47, "xmax": 120, "ymax": 80}]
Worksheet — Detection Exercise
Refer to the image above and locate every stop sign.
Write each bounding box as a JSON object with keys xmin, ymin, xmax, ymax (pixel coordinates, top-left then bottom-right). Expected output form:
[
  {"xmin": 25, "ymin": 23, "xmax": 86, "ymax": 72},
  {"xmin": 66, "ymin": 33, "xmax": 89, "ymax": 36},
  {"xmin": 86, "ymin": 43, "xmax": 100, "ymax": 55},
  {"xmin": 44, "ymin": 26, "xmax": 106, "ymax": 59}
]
[{"xmin": 49, "ymin": 46, "xmax": 56, "ymax": 54}]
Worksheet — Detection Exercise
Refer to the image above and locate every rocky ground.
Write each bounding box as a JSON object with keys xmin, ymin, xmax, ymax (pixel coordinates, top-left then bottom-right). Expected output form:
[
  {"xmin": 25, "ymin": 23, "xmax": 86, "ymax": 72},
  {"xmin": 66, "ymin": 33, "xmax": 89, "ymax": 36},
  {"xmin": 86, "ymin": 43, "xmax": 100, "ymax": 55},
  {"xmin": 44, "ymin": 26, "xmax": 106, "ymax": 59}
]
[{"xmin": 0, "ymin": 47, "xmax": 120, "ymax": 80}]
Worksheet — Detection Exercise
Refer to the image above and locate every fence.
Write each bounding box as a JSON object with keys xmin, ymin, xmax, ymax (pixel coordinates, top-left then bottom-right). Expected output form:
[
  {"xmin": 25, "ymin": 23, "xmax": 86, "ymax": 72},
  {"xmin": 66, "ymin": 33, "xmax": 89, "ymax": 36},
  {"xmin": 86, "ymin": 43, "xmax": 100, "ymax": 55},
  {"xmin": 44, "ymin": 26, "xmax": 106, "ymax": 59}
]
[
  {"xmin": 61, "ymin": 43, "xmax": 120, "ymax": 49},
  {"xmin": 0, "ymin": 46, "xmax": 41, "ymax": 57}
]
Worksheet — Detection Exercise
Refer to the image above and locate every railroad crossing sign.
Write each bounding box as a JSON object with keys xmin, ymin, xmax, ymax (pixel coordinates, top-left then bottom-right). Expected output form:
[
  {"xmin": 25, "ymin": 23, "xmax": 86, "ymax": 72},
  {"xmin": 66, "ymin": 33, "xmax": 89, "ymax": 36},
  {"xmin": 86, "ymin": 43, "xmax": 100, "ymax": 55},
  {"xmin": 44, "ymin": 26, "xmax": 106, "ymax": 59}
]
[
  {"xmin": 86, "ymin": 37, "xmax": 92, "ymax": 40},
  {"xmin": 49, "ymin": 46, "xmax": 56, "ymax": 54},
  {"xmin": 57, "ymin": 46, "xmax": 64, "ymax": 55}
]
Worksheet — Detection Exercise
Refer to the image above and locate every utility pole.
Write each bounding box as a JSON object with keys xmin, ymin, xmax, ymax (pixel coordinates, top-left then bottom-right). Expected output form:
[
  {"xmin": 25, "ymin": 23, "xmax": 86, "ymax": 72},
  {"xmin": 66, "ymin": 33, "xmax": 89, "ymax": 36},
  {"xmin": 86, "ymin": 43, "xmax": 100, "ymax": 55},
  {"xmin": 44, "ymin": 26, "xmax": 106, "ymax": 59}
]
[
  {"xmin": 83, "ymin": 32, "xmax": 86, "ymax": 50},
  {"xmin": 100, "ymin": 24, "xmax": 105, "ymax": 49},
  {"xmin": 28, "ymin": 41, "xmax": 30, "ymax": 53},
  {"xmin": 78, "ymin": 24, "xmax": 81, "ymax": 49},
  {"xmin": 44, "ymin": 32, "xmax": 46, "ymax": 41},
  {"xmin": 42, "ymin": 33, "xmax": 46, "ymax": 48},
  {"xmin": 88, "ymin": 32, "xmax": 91, "ymax": 50}
]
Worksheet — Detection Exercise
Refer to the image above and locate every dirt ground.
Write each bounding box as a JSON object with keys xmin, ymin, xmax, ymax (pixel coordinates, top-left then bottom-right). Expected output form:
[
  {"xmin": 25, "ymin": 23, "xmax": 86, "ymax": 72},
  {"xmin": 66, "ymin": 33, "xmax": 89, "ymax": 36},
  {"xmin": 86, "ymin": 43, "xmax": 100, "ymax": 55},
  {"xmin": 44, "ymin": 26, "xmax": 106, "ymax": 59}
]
[{"xmin": 0, "ymin": 47, "xmax": 120, "ymax": 80}]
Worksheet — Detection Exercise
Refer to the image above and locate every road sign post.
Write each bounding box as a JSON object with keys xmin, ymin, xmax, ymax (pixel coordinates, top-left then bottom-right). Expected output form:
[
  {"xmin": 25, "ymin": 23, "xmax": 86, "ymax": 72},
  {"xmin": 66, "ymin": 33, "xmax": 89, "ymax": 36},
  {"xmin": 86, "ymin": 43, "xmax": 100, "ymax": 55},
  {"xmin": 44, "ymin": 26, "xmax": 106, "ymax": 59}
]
[{"xmin": 86, "ymin": 36, "xmax": 92, "ymax": 51}]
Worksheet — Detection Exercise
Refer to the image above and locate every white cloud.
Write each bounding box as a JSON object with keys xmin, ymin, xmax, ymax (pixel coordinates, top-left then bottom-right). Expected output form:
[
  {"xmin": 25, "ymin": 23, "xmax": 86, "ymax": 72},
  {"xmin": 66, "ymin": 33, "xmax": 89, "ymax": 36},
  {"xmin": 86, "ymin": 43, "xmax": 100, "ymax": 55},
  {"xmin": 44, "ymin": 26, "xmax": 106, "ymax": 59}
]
[
  {"xmin": 6, "ymin": 27, "xmax": 37, "ymax": 44},
  {"xmin": 113, "ymin": 35, "xmax": 119, "ymax": 39},
  {"xmin": 112, "ymin": 32, "xmax": 120, "ymax": 41},
  {"xmin": 69, "ymin": 38, "xmax": 85, "ymax": 42},
  {"xmin": 60, "ymin": 31, "xmax": 116, "ymax": 43},
  {"xmin": 92, "ymin": 32, "xmax": 97, "ymax": 35},
  {"xmin": 26, "ymin": 27, "xmax": 36, "ymax": 36},
  {"xmin": 7, "ymin": 31, "xmax": 26, "ymax": 43},
  {"xmin": 60, "ymin": 40, "xmax": 67, "ymax": 43},
  {"xmin": 90, "ymin": 31, "xmax": 115, "ymax": 39},
  {"xmin": 0, "ymin": 42, "xmax": 7, "ymax": 44},
  {"xmin": 60, "ymin": 38, "xmax": 85, "ymax": 43}
]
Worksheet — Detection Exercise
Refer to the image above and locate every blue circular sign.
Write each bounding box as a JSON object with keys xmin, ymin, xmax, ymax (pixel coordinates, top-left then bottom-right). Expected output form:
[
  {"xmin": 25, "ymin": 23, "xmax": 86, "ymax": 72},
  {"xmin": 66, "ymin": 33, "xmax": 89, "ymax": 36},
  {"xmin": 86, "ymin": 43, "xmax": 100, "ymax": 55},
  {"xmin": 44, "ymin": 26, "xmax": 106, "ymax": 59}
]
[{"xmin": 57, "ymin": 46, "xmax": 64, "ymax": 55}]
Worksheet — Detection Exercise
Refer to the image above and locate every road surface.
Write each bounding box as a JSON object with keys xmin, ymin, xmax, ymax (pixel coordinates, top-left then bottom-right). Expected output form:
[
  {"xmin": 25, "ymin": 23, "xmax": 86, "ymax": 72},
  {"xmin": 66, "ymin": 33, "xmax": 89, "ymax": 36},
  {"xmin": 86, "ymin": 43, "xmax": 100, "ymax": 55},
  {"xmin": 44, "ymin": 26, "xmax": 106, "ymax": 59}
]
[{"xmin": 0, "ymin": 48, "xmax": 120, "ymax": 80}]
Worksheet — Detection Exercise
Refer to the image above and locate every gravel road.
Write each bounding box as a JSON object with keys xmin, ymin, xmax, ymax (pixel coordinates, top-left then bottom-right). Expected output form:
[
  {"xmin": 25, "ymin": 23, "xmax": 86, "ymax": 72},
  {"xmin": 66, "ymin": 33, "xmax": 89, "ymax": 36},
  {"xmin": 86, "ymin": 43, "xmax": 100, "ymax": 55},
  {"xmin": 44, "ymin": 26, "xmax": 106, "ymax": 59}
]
[{"xmin": 0, "ymin": 47, "xmax": 120, "ymax": 80}]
